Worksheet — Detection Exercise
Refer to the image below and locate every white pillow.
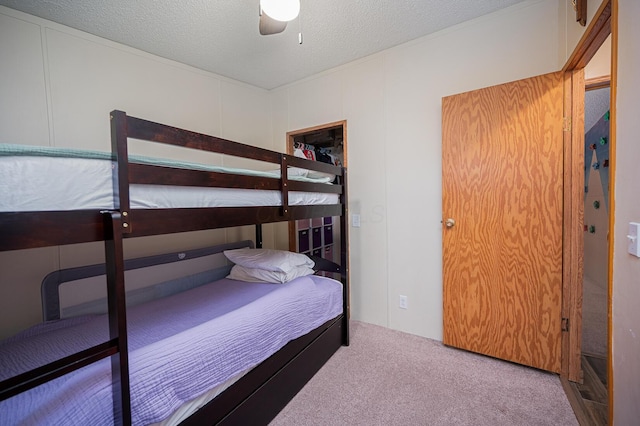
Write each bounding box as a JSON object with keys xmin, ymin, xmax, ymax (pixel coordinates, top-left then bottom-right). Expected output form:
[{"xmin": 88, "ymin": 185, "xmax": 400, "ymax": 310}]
[
  {"xmin": 286, "ymin": 167, "xmax": 309, "ymax": 177},
  {"xmin": 223, "ymin": 248, "xmax": 314, "ymax": 273},
  {"xmin": 306, "ymin": 170, "xmax": 335, "ymax": 181},
  {"xmin": 288, "ymin": 148, "xmax": 310, "ymax": 177},
  {"xmin": 227, "ymin": 264, "xmax": 315, "ymax": 284},
  {"xmin": 297, "ymin": 148, "xmax": 336, "ymax": 181},
  {"xmin": 267, "ymin": 149, "xmax": 312, "ymax": 178}
]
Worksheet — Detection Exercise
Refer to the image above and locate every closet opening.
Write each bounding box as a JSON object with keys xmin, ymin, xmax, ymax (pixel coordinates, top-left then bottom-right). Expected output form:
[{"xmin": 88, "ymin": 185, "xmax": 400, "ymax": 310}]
[{"xmin": 286, "ymin": 121, "xmax": 347, "ymax": 274}]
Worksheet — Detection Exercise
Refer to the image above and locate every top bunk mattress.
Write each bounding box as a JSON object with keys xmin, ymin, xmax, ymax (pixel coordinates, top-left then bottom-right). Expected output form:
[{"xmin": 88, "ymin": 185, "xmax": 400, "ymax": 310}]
[{"xmin": 0, "ymin": 144, "xmax": 339, "ymax": 212}]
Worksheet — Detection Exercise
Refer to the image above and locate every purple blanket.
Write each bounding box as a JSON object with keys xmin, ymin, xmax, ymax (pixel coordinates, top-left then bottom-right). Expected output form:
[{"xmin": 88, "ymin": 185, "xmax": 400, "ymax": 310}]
[{"xmin": 0, "ymin": 275, "xmax": 342, "ymax": 425}]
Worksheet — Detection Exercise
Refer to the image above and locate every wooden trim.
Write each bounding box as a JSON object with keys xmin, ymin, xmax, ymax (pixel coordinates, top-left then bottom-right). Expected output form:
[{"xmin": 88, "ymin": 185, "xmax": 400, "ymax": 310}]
[
  {"xmin": 563, "ymin": 0, "xmax": 612, "ymax": 72},
  {"xmin": 560, "ymin": 376, "xmax": 592, "ymax": 425},
  {"xmin": 585, "ymin": 75, "xmax": 611, "ymax": 90},
  {"xmin": 571, "ymin": 70, "xmax": 586, "ymax": 383},
  {"xmin": 561, "ymin": 69, "xmax": 586, "ymax": 383},
  {"xmin": 562, "ymin": 1, "xmax": 615, "ymax": 423},
  {"xmin": 566, "ymin": 69, "xmax": 586, "ymax": 383},
  {"xmin": 607, "ymin": 1, "xmax": 617, "ymax": 422},
  {"xmin": 561, "ymin": 72, "xmax": 572, "ymax": 380},
  {"xmin": 577, "ymin": 0, "xmax": 588, "ymax": 26}
]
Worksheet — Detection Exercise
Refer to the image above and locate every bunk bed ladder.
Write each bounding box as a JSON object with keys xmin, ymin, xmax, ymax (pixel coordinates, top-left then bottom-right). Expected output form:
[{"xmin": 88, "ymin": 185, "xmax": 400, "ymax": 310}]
[{"xmin": 0, "ymin": 212, "xmax": 132, "ymax": 425}]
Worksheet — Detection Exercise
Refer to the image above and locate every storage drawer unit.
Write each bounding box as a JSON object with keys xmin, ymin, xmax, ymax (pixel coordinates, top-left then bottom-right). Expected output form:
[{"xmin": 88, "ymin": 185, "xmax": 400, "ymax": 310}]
[{"xmin": 294, "ymin": 216, "xmax": 337, "ymax": 264}]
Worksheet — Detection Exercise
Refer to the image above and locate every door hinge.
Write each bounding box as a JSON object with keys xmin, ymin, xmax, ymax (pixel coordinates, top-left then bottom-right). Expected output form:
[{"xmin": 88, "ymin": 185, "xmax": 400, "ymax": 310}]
[
  {"xmin": 561, "ymin": 317, "xmax": 570, "ymax": 332},
  {"xmin": 563, "ymin": 116, "xmax": 571, "ymax": 132}
]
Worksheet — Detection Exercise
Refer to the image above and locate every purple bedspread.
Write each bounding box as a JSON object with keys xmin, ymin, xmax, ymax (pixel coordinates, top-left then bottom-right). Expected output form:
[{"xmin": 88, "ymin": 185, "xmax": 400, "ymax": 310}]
[{"xmin": 0, "ymin": 275, "xmax": 343, "ymax": 425}]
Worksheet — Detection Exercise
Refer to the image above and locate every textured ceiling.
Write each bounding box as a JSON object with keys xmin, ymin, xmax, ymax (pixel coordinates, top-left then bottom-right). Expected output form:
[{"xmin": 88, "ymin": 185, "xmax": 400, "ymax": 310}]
[{"xmin": 0, "ymin": 0, "xmax": 527, "ymax": 89}]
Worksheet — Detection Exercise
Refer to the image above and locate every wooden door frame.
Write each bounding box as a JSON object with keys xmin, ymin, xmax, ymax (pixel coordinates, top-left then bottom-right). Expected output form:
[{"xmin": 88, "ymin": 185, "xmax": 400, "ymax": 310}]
[
  {"xmin": 560, "ymin": 0, "xmax": 614, "ymax": 420},
  {"xmin": 285, "ymin": 120, "xmax": 348, "ymax": 252}
]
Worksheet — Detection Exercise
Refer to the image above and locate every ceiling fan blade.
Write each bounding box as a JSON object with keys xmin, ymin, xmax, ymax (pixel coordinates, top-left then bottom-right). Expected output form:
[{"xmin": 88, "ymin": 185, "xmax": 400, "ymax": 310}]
[{"xmin": 259, "ymin": 13, "xmax": 287, "ymax": 35}]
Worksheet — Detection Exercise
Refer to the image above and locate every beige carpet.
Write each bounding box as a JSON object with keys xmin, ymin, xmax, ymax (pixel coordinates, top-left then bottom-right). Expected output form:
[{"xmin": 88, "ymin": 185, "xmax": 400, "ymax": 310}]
[{"xmin": 271, "ymin": 321, "xmax": 577, "ymax": 426}]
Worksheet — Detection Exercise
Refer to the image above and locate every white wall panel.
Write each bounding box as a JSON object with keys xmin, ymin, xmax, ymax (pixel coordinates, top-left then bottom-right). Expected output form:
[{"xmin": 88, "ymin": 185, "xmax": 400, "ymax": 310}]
[
  {"xmin": 0, "ymin": 9, "xmax": 271, "ymax": 338},
  {"xmin": 383, "ymin": 40, "xmax": 440, "ymax": 337},
  {"xmin": 0, "ymin": 12, "xmax": 56, "ymax": 338},
  {"xmin": 342, "ymin": 56, "xmax": 388, "ymax": 327},
  {"xmin": 273, "ymin": 0, "xmax": 563, "ymax": 340},
  {"xmin": 613, "ymin": 0, "xmax": 640, "ymax": 422},
  {"xmin": 384, "ymin": 0, "xmax": 560, "ymax": 341},
  {"xmin": 0, "ymin": 12, "xmax": 49, "ymax": 146},
  {"xmin": 585, "ymin": 34, "xmax": 612, "ymax": 80},
  {"xmin": 286, "ymin": 72, "xmax": 344, "ymax": 131},
  {"xmin": 220, "ymin": 80, "xmax": 271, "ymax": 150},
  {"xmin": 268, "ymin": 89, "xmax": 292, "ymax": 252},
  {"xmin": 45, "ymin": 28, "xmax": 224, "ymax": 164}
]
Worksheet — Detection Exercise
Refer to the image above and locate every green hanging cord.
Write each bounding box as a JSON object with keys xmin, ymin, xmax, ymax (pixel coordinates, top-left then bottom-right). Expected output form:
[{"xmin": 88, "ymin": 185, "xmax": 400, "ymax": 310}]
[
  {"xmin": 604, "ymin": 111, "xmax": 610, "ymax": 121},
  {"xmin": 593, "ymin": 200, "xmax": 600, "ymax": 209},
  {"xmin": 589, "ymin": 225, "xmax": 596, "ymax": 234},
  {"xmin": 600, "ymin": 137, "xmax": 608, "ymax": 145}
]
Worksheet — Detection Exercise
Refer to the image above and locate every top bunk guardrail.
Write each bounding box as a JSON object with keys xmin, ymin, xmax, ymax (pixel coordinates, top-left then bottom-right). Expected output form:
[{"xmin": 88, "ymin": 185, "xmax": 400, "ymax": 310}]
[{"xmin": 0, "ymin": 110, "xmax": 347, "ymax": 251}]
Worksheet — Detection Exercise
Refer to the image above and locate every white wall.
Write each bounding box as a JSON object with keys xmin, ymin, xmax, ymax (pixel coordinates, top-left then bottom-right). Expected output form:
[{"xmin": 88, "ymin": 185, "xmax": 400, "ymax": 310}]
[
  {"xmin": 559, "ymin": 0, "xmax": 608, "ymax": 65},
  {"xmin": 0, "ymin": 7, "xmax": 272, "ymax": 339},
  {"xmin": 585, "ymin": 35, "xmax": 612, "ymax": 80},
  {"xmin": 612, "ymin": 0, "xmax": 640, "ymax": 422},
  {"xmin": 270, "ymin": 0, "xmax": 563, "ymax": 340}
]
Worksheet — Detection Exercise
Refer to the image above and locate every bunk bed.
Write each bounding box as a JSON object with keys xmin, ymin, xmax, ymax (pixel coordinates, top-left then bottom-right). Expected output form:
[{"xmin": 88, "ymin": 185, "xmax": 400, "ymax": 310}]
[{"xmin": 0, "ymin": 110, "xmax": 349, "ymax": 425}]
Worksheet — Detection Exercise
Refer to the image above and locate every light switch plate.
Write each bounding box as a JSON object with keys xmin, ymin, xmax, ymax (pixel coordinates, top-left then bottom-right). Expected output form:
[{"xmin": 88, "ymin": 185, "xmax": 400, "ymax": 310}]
[
  {"xmin": 352, "ymin": 214, "xmax": 361, "ymax": 228},
  {"xmin": 628, "ymin": 222, "xmax": 640, "ymax": 258}
]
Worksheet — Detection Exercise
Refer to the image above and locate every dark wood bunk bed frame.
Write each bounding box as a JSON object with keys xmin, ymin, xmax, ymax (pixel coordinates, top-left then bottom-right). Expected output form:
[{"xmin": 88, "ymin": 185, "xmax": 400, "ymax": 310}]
[{"xmin": 0, "ymin": 110, "xmax": 350, "ymax": 425}]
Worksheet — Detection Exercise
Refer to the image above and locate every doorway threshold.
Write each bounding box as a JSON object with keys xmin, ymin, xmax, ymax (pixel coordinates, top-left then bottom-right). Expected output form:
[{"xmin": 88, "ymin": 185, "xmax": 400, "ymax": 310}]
[{"xmin": 561, "ymin": 353, "xmax": 608, "ymax": 425}]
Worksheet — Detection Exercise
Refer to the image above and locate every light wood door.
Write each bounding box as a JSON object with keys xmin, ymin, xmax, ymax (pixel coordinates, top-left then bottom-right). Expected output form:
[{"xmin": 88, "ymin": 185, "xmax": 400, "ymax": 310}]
[{"xmin": 442, "ymin": 72, "xmax": 564, "ymax": 373}]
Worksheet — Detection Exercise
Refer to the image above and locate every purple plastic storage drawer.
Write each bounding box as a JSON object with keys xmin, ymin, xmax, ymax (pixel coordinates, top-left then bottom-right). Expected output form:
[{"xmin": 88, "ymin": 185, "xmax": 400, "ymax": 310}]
[
  {"xmin": 324, "ymin": 225, "xmax": 333, "ymax": 245},
  {"xmin": 312, "ymin": 227, "xmax": 322, "ymax": 249},
  {"xmin": 298, "ymin": 229, "xmax": 310, "ymax": 253}
]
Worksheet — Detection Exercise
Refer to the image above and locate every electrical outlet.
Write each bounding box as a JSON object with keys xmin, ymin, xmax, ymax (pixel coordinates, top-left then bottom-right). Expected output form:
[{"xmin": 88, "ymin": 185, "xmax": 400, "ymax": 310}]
[
  {"xmin": 352, "ymin": 214, "xmax": 361, "ymax": 228},
  {"xmin": 399, "ymin": 295, "xmax": 408, "ymax": 309}
]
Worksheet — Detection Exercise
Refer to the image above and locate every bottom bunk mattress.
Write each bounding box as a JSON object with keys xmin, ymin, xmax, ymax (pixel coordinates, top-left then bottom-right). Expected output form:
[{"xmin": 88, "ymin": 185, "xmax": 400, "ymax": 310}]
[{"xmin": 0, "ymin": 274, "xmax": 343, "ymax": 425}]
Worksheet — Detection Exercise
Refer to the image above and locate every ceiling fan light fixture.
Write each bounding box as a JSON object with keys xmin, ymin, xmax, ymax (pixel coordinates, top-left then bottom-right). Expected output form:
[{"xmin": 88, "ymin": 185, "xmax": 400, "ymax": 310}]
[{"xmin": 260, "ymin": 0, "xmax": 300, "ymax": 22}]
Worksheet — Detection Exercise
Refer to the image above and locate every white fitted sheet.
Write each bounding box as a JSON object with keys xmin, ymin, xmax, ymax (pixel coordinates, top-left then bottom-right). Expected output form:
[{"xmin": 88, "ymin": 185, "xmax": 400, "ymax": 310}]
[{"xmin": 0, "ymin": 156, "xmax": 338, "ymax": 212}]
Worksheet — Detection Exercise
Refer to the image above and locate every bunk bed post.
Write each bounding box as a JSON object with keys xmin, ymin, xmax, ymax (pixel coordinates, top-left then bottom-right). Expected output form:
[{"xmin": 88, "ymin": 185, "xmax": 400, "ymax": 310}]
[
  {"xmin": 255, "ymin": 224, "xmax": 263, "ymax": 248},
  {"xmin": 110, "ymin": 110, "xmax": 132, "ymax": 234},
  {"xmin": 103, "ymin": 211, "xmax": 132, "ymax": 426},
  {"xmin": 109, "ymin": 110, "xmax": 132, "ymax": 424},
  {"xmin": 340, "ymin": 168, "xmax": 350, "ymax": 346},
  {"xmin": 280, "ymin": 154, "xmax": 290, "ymax": 218}
]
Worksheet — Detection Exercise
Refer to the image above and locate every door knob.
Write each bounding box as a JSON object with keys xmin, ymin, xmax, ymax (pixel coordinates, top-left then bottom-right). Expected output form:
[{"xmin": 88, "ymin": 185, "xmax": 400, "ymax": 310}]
[{"xmin": 445, "ymin": 218, "xmax": 456, "ymax": 228}]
